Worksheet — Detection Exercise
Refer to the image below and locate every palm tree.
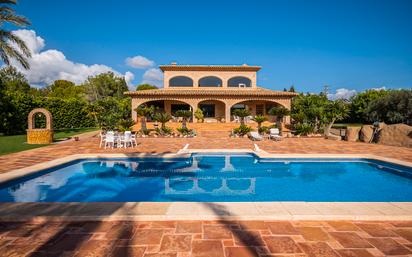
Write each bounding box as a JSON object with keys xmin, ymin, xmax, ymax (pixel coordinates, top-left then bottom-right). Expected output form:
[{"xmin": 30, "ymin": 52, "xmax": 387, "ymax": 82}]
[
  {"xmin": 268, "ymin": 106, "xmax": 290, "ymax": 133},
  {"xmin": 154, "ymin": 112, "xmax": 171, "ymax": 130},
  {"xmin": 134, "ymin": 105, "xmax": 155, "ymax": 132},
  {"xmin": 0, "ymin": 0, "xmax": 31, "ymax": 69},
  {"xmin": 175, "ymin": 110, "xmax": 192, "ymax": 129},
  {"xmin": 233, "ymin": 109, "xmax": 251, "ymax": 126},
  {"xmin": 252, "ymin": 115, "xmax": 267, "ymax": 133}
]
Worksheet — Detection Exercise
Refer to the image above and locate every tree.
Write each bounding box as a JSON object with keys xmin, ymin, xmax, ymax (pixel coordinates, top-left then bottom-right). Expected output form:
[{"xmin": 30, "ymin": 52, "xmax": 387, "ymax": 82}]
[
  {"xmin": 233, "ymin": 109, "xmax": 251, "ymax": 126},
  {"xmin": 252, "ymin": 115, "xmax": 267, "ymax": 133},
  {"xmin": 82, "ymin": 72, "xmax": 128, "ymax": 102},
  {"xmin": 364, "ymin": 89, "xmax": 412, "ymax": 125},
  {"xmin": 135, "ymin": 105, "xmax": 155, "ymax": 132},
  {"xmin": 154, "ymin": 112, "xmax": 171, "ymax": 129},
  {"xmin": 175, "ymin": 110, "xmax": 192, "ymax": 129},
  {"xmin": 91, "ymin": 97, "xmax": 128, "ymax": 130},
  {"xmin": 268, "ymin": 106, "xmax": 290, "ymax": 133},
  {"xmin": 289, "ymin": 85, "xmax": 296, "ymax": 92},
  {"xmin": 349, "ymin": 89, "xmax": 389, "ymax": 123},
  {"xmin": 46, "ymin": 80, "xmax": 84, "ymax": 99},
  {"xmin": 0, "ymin": 66, "xmax": 30, "ymax": 93},
  {"xmin": 0, "ymin": 0, "xmax": 31, "ymax": 69},
  {"xmin": 136, "ymin": 84, "xmax": 157, "ymax": 90},
  {"xmin": 291, "ymin": 94, "xmax": 329, "ymax": 133},
  {"xmin": 324, "ymin": 99, "xmax": 350, "ymax": 136}
]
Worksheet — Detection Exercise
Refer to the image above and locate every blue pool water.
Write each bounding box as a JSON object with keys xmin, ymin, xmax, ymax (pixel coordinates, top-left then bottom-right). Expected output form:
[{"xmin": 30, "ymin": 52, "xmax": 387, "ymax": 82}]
[{"xmin": 0, "ymin": 153, "xmax": 411, "ymax": 202}]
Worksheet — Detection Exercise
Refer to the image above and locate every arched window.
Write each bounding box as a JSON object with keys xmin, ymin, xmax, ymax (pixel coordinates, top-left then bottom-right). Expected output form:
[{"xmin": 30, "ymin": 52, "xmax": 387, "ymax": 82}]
[
  {"xmin": 228, "ymin": 76, "xmax": 252, "ymax": 87},
  {"xmin": 198, "ymin": 76, "xmax": 222, "ymax": 87},
  {"xmin": 169, "ymin": 76, "xmax": 193, "ymax": 87}
]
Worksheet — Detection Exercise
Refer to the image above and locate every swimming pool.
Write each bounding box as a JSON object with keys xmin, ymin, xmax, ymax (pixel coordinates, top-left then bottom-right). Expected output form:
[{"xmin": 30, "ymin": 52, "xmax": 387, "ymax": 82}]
[{"xmin": 0, "ymin": 153, "xmax": 411, "ymax": 202}]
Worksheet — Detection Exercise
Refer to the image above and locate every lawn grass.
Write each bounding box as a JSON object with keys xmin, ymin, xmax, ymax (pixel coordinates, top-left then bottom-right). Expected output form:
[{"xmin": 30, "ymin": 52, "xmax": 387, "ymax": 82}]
[
  {"xmin": 332, "ymin": 123, "xmax": 364, "ymax": 128},
  {"xmin": 0, "ymin": 127, "xmax": 98, "ymax": 156}
]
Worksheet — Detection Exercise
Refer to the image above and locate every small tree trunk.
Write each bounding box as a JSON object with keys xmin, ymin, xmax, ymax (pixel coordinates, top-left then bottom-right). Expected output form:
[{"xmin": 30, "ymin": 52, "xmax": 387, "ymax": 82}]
[
  {"xmin": 141, "ymin": 118, "xmax": 147, "ymax": 131},
  {"xmin": 240, "ymin": 118, "xmax": 245, "ymax": 126},
  {"xmin": 182, "ymin": 119, "xmax": 187, "ymax": 129},
  {"xmin": 257, "ymin": 123, "xmax": 261, "ymax": 133},
  {"xmin": 161, "ymin": 122, "xmax": 166, "ymax": 130},
  {"xmin": 324, "ymin": 118, "xmax": 336, "ymax": 136}
]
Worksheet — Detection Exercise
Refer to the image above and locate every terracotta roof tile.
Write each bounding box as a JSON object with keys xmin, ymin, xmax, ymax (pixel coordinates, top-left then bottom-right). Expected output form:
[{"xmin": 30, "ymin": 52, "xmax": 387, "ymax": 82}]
[
  {"xmin": 125, "ymin": 87, "xmax": 298, "ymax": 97},
  {"xmin": 159, "ymin": 64, "xmax": 261, "ymax": 72}
]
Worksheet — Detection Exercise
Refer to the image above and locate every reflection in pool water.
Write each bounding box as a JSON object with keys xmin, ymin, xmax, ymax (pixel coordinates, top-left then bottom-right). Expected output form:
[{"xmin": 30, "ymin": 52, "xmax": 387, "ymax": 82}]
[{"xmin": 0, "ymin": 153, "xmax": 411, "ymax": 202}]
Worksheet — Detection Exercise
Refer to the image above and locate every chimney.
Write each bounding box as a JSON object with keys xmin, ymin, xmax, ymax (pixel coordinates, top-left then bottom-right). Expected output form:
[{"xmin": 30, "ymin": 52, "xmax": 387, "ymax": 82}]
[{"xmin": 171, "ymin": 62, "xmax": 177, "ymax": 66}]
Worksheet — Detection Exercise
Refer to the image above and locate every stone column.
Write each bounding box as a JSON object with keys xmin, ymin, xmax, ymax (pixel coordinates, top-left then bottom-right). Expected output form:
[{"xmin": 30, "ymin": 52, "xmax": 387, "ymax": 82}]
[{"xmin": 224, "ymin": 103, "xmax": 232, "ymax": 123}]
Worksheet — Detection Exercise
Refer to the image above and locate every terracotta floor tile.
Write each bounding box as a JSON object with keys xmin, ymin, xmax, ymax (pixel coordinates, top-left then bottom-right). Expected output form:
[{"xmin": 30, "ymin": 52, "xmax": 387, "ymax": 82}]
[
  {"xmin": 327, "ymin": 221, "xmax": 361, "ymax": 231},
  {"xmin": 159, "ymin": 235, "xmax": 191, "ymax": 252},
  {"xmin": 267, "ymin": 222, "xmax": 299, "ymax": 235},
  {"xmin": 105, "ymin": 224, "xmax": 135, "ymax": 240},
  {"xmin": 329, "ymin": 232, "xmax": 372, "ymax": 248},
  {"xmin": 263, "ymin": 236, "xmax": 302, "ymax": 254},
  {"xmin": 356, "ymin": 223, "xmax": 397, "ymax": 237},
  {"xmin": 203, "ymin": 225, "xmax": 232, "ymax": 239},
  {"xmin": 151, "ymin": 221, "xmax": 176, "ymax": 229},
  {"xmin": 298, "ymin": 242, "xmax": 340, "ymax": 257},
  {"xmin": 110, "ymin": 246, "xmax": 146, "ymax": 257},
  {"xmin": 298, "ymin": 227, "xmax": 330, "ymax": 241},
  {"xmin": 391, "ymin": 222, "xmax": 412, "ymax": 227},
  {"xmin": 176, "ymin": 221, "xmax": 202, "ymax": 234},
  {"xmin": 132, "ymin": 229, "xmax": 164, "ymax": 245},
  {"xmin": 238, "ymin": 221, "xmax": 268, "ymax": 230},
  {"xmin": 74, "ymin": 239, "xmax": 114, "ymax": 257},
  {"xmin": 225, "ymin": 246, "xmax": 259, "ymax": 257},
  {"xmin": 367, "ymin": 237, "xmax": 412, "ymax": 255},
  {"xmin": 394, "ymin": 228, "xmax": 412, "ymax": 242},
  {"xmin": 233, "ymin": 230, "xmax": 265, "ymax": 246},
  {"xmin": 191, "ymin": 240, "xmax": 224, "ymax": 257},
  {"xmin": 337, "ymin": 249, "xmax": 375, "ymax": 257},
  {"xmin": 143, "ymin": 253, "xmax": 177, "ymax": 257}
]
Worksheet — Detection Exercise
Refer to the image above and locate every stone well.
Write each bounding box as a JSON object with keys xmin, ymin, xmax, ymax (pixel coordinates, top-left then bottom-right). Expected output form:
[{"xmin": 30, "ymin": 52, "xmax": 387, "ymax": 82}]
[{"xmin": 26, "ymin": 108, "xmax": 54, "ymax": 144}]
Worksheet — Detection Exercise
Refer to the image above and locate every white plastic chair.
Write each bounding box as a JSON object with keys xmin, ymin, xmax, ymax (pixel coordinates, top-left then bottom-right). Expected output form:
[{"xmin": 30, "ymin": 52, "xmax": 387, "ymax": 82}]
[
  {"xmin": 121, "ymin": 131, "xmax": 133, "ymax": 148},
  {"xmin": 104, "ymin": 131, "xmax": 115, "ymax": 149},
  {"xmin": 269, "ymin": 128, "xmax": 282, "ymax": 141},
  {"xmin": 130, "ymin": 132, "xmax": 137, "ymax": 147},
  {"xmin": 99, "ymin": 131, "xmax": 106, "ymax": 148},
  {"xmin": 249, "ymin": 131, "xmax": 263, "ymax": 141}
]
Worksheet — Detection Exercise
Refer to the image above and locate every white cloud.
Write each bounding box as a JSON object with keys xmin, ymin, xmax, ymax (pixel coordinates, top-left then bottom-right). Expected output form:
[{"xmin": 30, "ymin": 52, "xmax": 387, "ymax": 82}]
[
  {"xmin": 125, "ymin": 55, "xmax": 154, "ymax": 69},
  {"xmin": 327, "ymin": 88, "xmax": 357, "ymax": 100},
  {"xmin": 9, "ymin": 29, "xmax": 134, "ymax": 87},
  {"xmin": 124, "ymin": 71, "xmax": 135, "ymax": 89},
  {"xmin": 371, "ymin": 86, "xmax": 386, "ymax": 91},
  {"xmin": 141, "ymin": 68, "xmax": 163, "ymax": 87}
]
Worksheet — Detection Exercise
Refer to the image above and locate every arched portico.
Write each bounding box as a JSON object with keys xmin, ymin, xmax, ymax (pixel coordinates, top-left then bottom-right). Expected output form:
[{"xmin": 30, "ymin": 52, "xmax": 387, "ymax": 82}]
[
  {"xmin": 132, "ymin": 98, "xmax": 197, "ymax": 121},
  {"xmin": 197, "ymin": 99, "xmax": 227, "ymax": 122},
  {"xmin": 228, "ymin": 100, "xmax": 287, "ymax": 122}
]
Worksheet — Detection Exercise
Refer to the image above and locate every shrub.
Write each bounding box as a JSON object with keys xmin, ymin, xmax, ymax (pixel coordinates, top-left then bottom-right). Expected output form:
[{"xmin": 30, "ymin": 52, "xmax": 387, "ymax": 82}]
[
  {"xmin": 258, "ymin": 126, "xmax": 269, "ymax": 134},
  {"xmin": 177, "ymin": 127, "xmax": 195, "ymax": 136},
  {"xmin": 194, "ymin": 108, "xmax": 204, "ymax": 123},
  {"xmin": 117, "ymin": 118, "xmax": 134, "ymax": 132},
  {"xmin": 155, "ymin": 126, "xmax": 173, "ymax": 136},
  {"xmin": 233, "ymin": 124, "xmax": 252, "ymax": 137},
  {"xmin": 294, "ymin": 123, "xmax": 314, "ymax": 136}
]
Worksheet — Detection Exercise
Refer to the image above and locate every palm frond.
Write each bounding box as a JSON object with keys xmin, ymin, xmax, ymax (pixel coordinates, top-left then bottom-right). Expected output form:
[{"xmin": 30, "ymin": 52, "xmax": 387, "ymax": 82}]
[
  {"xmin": 0, "ymin": 12, "xmax": 30, "ymax": 27},
  {"xmin": 0, "ymin": 0, "xmax": 17, "ymax": 4},
  {"xmin": 1, "ymin": 30, "xmax": 32, "ymax": 57},
  {"xmin": 0, "ymin": 41, "xmax": 30, "ymax": 69}
]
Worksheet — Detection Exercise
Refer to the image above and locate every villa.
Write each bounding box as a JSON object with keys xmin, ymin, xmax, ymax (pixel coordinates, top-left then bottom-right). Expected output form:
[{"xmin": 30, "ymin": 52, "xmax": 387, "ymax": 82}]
[{"xmin": 126, "ymin": 63, "xmax": 297, "ymax": 123}]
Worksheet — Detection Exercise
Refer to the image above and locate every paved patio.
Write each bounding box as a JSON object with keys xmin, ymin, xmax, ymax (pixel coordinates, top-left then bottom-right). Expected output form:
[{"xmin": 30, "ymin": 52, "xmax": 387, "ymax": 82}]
[
  {"xmin": 0, "ymin": 131, "xmax": 411, "ymax": 174},
  {"xmin": 1, "ymin": 220, "xmax": 412, "ymax": 257}
]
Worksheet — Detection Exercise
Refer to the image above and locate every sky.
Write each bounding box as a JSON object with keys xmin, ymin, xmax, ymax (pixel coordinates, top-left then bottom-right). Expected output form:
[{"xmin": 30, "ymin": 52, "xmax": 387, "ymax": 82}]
[{"xmin": 7, "ymin": 0, "xmax": 412, "ymax": 98}]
